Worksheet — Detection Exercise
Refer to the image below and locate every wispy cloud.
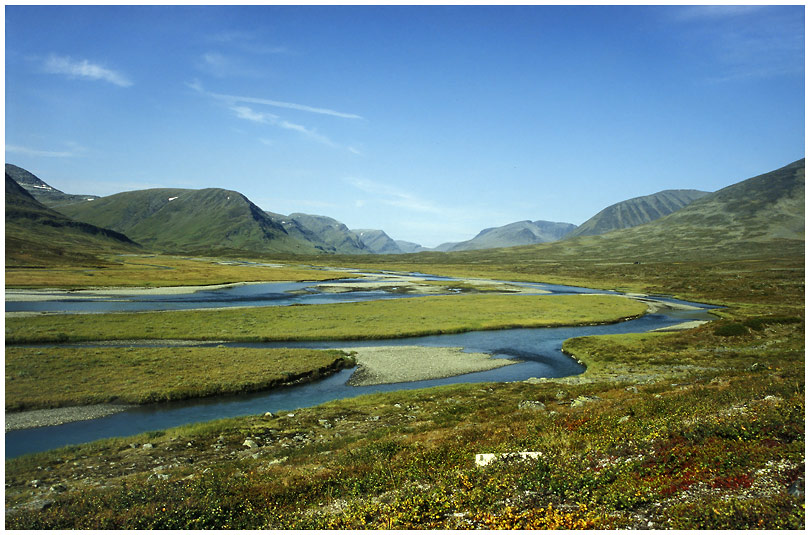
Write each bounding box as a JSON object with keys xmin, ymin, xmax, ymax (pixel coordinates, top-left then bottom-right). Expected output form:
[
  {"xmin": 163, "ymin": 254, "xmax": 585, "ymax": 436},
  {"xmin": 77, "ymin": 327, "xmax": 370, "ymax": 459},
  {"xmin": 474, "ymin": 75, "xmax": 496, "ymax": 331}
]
[
  {"xmin": 196, "ymin": 52, "xmax": 265, "ymax": 78},
  {"xmin": 6, "ymin": 143, "xmax": 83, "ymax": 158},
  {"xmin": 346, "ymin": 177, "xmax": 443, "ymax": 214},
  {"xmin": 42, "ymin": 55, "xmax": 132, "ymax": 87},
  {"xmin": 189, "ymin": 81, "xmax": 362, "ymax": 120},
  {"xmin": 207, "ymin": 30, "xmax": 290, "ymax": 55},
  {"xmin": 229, "ymin": 104, "xmax": 341, "ymax": 148},
  {"xmin": 668, "ymin": 5, "xmax": 803, "ymax": 81},
  {"xmin": 219, "ymin": 92, "xmax": 363, "ymax": 120}
]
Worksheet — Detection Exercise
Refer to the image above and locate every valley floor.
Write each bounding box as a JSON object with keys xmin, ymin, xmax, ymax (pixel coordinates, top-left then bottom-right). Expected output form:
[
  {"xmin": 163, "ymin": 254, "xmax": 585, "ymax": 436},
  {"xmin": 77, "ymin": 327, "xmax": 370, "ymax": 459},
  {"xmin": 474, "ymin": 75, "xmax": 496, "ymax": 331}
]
[{"xmin": 4, "ymin": 255, "xmax": 804, "ymax": 529}]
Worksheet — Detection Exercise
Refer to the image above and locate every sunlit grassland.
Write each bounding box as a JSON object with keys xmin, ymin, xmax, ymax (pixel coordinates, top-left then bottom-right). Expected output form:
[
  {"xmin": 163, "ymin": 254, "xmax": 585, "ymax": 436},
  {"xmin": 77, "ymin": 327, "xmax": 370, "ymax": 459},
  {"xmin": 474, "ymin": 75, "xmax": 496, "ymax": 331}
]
[
  {"xmin": 313, "ymin": 252, "xmax": 804, "ymax": 308},
  {"xmin": 5, "ymin": 254, "xmax": 348, "ymax": 288},
  {"xmin": 5, "ymin": 347, "xmax": 354, "ymax": 411},
  {"xmin": 6, "ymin": 293, "xmax": 648, "ymax": 344},
  {"xmin": 5, "ymin": 316, "xmax": 803, "ymax": 529}
]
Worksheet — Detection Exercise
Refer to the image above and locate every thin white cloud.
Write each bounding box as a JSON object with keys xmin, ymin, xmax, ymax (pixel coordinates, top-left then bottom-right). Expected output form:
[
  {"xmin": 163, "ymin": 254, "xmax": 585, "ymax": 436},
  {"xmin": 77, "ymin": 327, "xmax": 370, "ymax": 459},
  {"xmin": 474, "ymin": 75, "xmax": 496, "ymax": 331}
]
[
  {"xmin": 221, "ymin": 92, "xmax": 363, "ymax": 120},
  {"xmin": 42, "ymin": 55, "xmax": 132, "ymax": 87},
  {"xmin": 196, "ymin": 52, "xmax": 263, "ymax": 78},
  {"xmin": 6, "ymin": 144, "xmax": 77, "ymax": 158},
  {"xmin": 229, "ymin": 105, "xmax": 341, "ymax": 148},
  {"xmin": 189, "ymin": 81, "xmax": 362, "ymax": 120},
  {"xmin": 230, "ymin": 105, "xmax": 278, "ymax": 124}
]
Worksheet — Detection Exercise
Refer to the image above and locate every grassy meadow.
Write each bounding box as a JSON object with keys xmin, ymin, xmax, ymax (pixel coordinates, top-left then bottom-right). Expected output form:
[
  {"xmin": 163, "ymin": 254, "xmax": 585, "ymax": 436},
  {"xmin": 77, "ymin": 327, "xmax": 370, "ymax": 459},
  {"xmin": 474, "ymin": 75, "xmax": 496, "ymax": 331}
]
[
  {"xmin": 6, "ymin": 293, "xmax": 647, "ymax": 344},
  {"xmin": 6, "ymin": 347, "xmax": 354, "ymax": 411}
]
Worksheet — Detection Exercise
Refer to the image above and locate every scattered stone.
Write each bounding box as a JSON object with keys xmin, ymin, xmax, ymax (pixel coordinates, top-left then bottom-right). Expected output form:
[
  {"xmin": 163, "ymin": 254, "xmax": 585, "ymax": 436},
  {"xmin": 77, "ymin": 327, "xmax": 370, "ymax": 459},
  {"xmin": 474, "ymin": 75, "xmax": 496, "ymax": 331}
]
[
  {"xmin": 571, "ymin": 395, "xmax": 600, "ymax": 408},
  {"xmin": 264, "ymin": 411, "xmax": 275, "ymax": 418},
  {"xmin": 287, "ymin": 413, "xmax": 296, "ymax": 418},
  {"xmin": 476, "ymin": 451, "xmax": 543, "ymax": 467},
  {"xmin": 518, "ymin": 400, "xmax": 547, "ymax": 411},
  {"xmin": 26, "ymin": 499, "xmax": 54, "ymax": 512},
  {"xmin": 129, "ymin": 443, "xmax": 139, "ymax": 449},
  {"xmin": 618, "ymin": 415, "xmax": 631, "ymax": 424},
  {"xmin": 625, "ymin": 386, "xmax": 639, "ymax": 394},
  {"xmin": 555, "ymin": 390, "xmax": 567, "ymax": 400},
  {"xmin": 318, "ymin": 419, "xmax": 333, "ymax": 429},
  {"xmin": 29, "ymin": 479, "xmax": 40, "ymax": 488},
  {"xmin": 243, "ymin": 439, "xmax": 259, "ymax": 449},
  {"xmin": 749, "ymin": 362, "xmax": 765, "ymax": 371},
  {"xmin": 142, "ymin": 443, "xmax": 154, "ymax": 450},
  {"xmin": 49, "ymin": 484, "xmax": 67, "ymax": 493},
  {"xmin": 788, "ymin": 477, "xmax": 804, "ymax": 498},
  {"xmin": 367, "ymin": 415, "xmax": 380, "ymax": 421}
]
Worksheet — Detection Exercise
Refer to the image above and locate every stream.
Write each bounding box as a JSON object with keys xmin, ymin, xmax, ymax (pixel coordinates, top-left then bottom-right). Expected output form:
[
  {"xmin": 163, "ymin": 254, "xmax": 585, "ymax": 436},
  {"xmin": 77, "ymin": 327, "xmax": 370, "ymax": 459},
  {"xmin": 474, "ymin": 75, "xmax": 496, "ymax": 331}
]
[{"xmin": 5, "ymin": 273, "xmax": 717, "ymax": 458}]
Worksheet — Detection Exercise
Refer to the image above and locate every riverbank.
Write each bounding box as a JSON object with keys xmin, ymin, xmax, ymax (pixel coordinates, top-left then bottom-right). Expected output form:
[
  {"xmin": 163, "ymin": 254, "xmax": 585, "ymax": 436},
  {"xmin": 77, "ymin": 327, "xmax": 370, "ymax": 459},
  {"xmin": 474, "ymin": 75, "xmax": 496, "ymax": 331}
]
[
  {"xmin": 5, "ymin": 348, "xmax": 355, "ymax": 416},
  {"xmin": 5, "ymin": 404, "xmax": 134, "ymax": 431},
  {"xmin": 345, "ymin": 346, "xmax": 516, "ymax": 386},
  {"xmin": 4, "ymin": 282, "xmax": 262, "ymax": 301}
]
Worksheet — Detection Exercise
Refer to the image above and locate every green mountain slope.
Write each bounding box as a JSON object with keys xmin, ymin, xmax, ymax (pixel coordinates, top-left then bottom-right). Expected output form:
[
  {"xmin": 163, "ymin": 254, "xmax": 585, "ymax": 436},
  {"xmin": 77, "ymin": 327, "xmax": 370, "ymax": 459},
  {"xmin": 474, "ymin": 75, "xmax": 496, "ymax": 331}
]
[
  {"xmin": 568, "ymin": 189, "xmax": 709, "ymax": 238},
  {"xmin": 354, "ymin": 229, "xmax": 404, "ymax": 254},
  {"xmin": 5, "ymin": 174, "xmax": 139, "ymax": 266},
  {"xmin": 57, "ymin": 188, "xmax": 322, "ymax": 254},
  {"xmin": 447, "ymin": 220, "xmax": 577, "ymax": 252},
  {"xmin": 427, "ymin": 159, "xmax": 803, "ymax": 264},
  {"xmin": 5, "ymin": 163, "xmax": 100, "ymax": 207}
]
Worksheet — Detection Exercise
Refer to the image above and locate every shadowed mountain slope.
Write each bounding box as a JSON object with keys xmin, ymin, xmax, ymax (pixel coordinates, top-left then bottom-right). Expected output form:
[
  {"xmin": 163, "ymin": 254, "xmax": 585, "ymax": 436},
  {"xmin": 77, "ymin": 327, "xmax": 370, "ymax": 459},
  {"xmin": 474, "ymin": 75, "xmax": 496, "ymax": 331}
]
[
  {"xmin": 354, "ymin": 229, "xmax": 403, "ymax": 254},
  {"xmin": 284, "ymin": 213, "xmax": 369, "ymax": 254},
  {"xmin": 5, "ymin": 173, "xmax": 139, "ymax": 266},
  {"xmin": 57, "ymin": 188, "xmax": 322, "ymax": 254},
  {"xmin": 395, "ymin": 240, "xmax": 430, "ymax": 253},
  {"xmin": 568, "ymin": 189, "xmax": 709, "ymax": 238},
  {"xmin": 5, "ymin": 163, "xmax": 100, "ymax": 207},
  {"xmin": 446, "ymin": 220, "xmax": 577, "ymax": 252}
]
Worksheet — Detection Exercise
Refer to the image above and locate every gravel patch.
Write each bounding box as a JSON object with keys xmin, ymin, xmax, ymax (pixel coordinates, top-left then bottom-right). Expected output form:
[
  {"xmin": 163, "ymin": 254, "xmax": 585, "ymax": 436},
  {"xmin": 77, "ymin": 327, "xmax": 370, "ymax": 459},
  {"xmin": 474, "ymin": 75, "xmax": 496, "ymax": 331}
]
[
  {"xmin": 344, "ymin": 346, "xmax": 517, "ymax": 386},
  {"xmin": 6, "ymin": 404, "xmax": 133, "ymax": 431}
]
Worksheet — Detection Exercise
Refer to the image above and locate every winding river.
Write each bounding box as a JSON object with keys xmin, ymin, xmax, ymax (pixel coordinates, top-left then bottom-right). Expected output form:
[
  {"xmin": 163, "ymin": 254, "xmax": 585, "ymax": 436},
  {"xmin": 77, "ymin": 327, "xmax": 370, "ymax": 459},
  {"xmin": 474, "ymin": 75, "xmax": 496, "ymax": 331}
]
[{"xmin": 5, "ymin": 273, "xmax": 717, "ymax": 458}]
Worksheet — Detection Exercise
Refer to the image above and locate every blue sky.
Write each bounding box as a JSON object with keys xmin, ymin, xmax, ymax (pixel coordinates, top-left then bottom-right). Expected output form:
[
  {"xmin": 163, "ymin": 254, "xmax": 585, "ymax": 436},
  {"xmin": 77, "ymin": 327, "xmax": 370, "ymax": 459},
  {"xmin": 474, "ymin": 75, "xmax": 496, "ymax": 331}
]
[{"xmin": 5, "ymin": 4, "xmax": 805, "ymax": 247}]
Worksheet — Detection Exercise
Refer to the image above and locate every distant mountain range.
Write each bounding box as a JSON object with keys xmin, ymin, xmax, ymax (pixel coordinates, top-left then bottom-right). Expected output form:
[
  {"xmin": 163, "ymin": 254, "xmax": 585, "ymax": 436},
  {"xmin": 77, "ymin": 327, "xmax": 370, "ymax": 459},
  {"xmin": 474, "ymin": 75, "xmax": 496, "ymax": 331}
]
[
  {"xmin": 568, "ymin": 189, "xmax": 709, "ymax": 238},
  {"xmin": 437, "ymin": 220, "xmax": 578, "ymax": 252},
  {"xmin": 5, "ymin": 159, "xmax": 804, "ymax": 262}
]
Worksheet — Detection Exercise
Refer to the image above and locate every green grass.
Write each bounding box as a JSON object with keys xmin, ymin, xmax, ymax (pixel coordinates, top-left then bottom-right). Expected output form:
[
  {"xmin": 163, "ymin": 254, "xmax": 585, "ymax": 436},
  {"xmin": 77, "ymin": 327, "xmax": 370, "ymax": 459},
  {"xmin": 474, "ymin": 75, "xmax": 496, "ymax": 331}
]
[
  {"xmin": 5, "ymin": 347, "xmax": 354, "ymax": 411},
  {"xmin": 6, "ymin": 293, "xmax": 648, "ymax": 344},
  {"xmin": 5, "ymin": 317, "xmax": 803, "ymax": 528}
]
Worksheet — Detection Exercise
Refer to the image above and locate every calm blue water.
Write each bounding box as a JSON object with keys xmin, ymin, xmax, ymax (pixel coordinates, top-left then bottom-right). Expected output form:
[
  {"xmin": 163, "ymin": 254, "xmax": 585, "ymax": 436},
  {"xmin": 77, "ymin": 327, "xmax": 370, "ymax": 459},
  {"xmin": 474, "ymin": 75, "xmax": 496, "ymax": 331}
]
[{"xmin": 5, "ymin": 276, "xmax": 717, "ymax": 458}]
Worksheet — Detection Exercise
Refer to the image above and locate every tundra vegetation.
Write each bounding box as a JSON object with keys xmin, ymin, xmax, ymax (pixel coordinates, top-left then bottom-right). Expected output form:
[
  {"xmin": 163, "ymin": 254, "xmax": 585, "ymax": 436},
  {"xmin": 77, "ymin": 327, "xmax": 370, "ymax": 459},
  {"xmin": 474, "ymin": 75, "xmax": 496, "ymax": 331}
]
[{"xmin": 4, "ymin": 248, "xmax": 803, "ymax": 529}]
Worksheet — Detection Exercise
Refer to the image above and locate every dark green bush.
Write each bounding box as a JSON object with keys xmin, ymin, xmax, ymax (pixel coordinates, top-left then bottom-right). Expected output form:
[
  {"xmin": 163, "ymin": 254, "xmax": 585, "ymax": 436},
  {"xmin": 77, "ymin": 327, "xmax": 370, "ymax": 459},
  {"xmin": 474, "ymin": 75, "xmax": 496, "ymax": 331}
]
[{"xmin": 714, "ymin": 323, "xmax": 748, "ymax": 337}]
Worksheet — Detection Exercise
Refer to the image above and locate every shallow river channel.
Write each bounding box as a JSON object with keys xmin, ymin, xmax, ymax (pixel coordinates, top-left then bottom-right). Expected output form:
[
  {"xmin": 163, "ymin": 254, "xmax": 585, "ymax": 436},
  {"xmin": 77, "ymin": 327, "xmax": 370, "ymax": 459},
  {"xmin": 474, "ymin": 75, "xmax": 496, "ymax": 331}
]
[{"xmin": 5, "ymin": 273, "xmax": 717, "ymax": 458}]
